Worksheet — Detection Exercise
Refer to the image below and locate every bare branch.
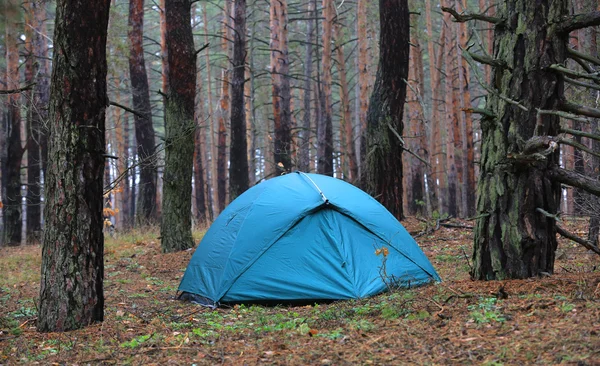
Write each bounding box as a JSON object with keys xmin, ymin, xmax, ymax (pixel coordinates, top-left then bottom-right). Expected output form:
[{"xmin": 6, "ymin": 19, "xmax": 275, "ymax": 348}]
[
  {"xmin": 0, "ymin": 82, "xmax": 36, "ymax": 95},
  {"xmin": 466, "ymin": 51, "xmax": 509, "ymax": 69},
  {"xmin": 537, "ymin": 108, "xmax": 591, "ymax": 124},
  {"xmin": 109, "ymin": 100, "xmax": 146, "ymax": 118},
  {"xmin": 561, "ymin": 100, "xmax": 600, "ymax": 119},
  {"xmin": 566, "ymin": 47, "xmax": 600, "ymax": 68},
  {"xmin": 548, "ymin": 167, "xmax": 600, "ymax": 196},
  {"xmin": 387, "ymin": 122, "xmax": 431, "ymax": 167},
  {"xmin": 557, "ymin": 11, "xmax": 600, "ymax": 34},
  {"xmin": 549, "ymin": 64, "xmax": 600, "ymax": 83},
  {"xmin": 559, "ymin": 138, "xmax": 600, "ymax": 159},
  {"xmin": 536, "ymin": 208, "xmax": 600, "ymax": 255},
  {"xmin": 556, "ymin": 225, "xmax": 600, "ymax": 255},
  {"xmin": 560, "ymin": 126, "xmax": 600, "ymax": 142},
  {"xmin": 564, "ymin": 76, "xmax": 600, "ymax": 91},
  {"xmin": 441, "ymin": 7, "xmax": 504, "ymax": 25}
]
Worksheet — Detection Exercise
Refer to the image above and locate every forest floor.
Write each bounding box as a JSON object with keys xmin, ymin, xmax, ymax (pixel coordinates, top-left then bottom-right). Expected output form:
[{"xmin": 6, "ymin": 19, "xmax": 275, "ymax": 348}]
[{"xmin": 1, "ymin": 218, "xmax": 599, "ymax": 365}]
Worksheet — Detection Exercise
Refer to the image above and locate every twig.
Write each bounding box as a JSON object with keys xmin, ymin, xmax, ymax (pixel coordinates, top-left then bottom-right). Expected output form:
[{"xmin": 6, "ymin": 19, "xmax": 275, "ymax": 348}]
[
  {"xmin": 441, "ymin": 6, "xmax": 504, "ymax": 24},
  {"xmin": 0, "ymin": 82, "xmax": 36, "ymax": 95},
  {"xmin": 440, "ymin": 223, "xmax": 474, "ymax": 229},
  {"xmin": 109, "ymin": 100, "xmax": 146, "ymax": 118}
]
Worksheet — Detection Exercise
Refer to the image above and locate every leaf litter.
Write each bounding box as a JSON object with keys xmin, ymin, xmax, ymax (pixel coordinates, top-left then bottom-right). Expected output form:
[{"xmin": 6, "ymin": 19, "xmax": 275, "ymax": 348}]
[{"xmin": 0, "ymin": 219, "xmax": 598, "ymax": 365}]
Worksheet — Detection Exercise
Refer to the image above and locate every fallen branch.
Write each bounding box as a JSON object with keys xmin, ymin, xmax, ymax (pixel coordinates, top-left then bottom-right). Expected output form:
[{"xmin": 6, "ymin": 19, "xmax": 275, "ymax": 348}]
[{"xmin": 440, "ymin": 223, "xmax": 474, "ymax": 229}]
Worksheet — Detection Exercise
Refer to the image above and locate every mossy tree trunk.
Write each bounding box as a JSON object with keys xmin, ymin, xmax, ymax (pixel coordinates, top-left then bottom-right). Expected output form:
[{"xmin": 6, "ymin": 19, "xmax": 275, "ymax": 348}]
[
  {"xmin": 38, "ymin": 0, "xmax": 110, "ymax": 332},
  {"xmin": 229, "ymin": 0, "xmax": 249, "ymax": 200},
  {"xmin": 469, "ymin": 1, "xmax": 569, "ymax": 279},
  {"xmin": 128, "ymin": 0, "xmax": 157, "ymax": 225},
  {"xmin": 362, "ymin": 0, "xmax": 410, "ymax": 220},
  {"xmin": 160, "ymin": 0, "xmax": 196, "ymax": 253}
]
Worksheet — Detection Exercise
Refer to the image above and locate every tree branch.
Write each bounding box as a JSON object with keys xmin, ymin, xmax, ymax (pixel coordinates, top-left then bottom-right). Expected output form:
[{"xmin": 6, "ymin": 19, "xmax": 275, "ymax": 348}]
[
  {"xmin": 557, "ymin": 11, "xmax": 600, "ymax": 34},
  {"xmin": 441, "ymin": 7, "xmax": 504, "ymax": 25},
  {"xmin": 0, "ymin": 82, "xmax": 36, "ymax": 95},
  {"xmin": 537, "ymin": 108, "xmax": 591, "ymax": 124},
  {"xmin": 558, "ymin": 137, "xmax": 600, "ymax": 159},
  {"xmin": 548, "ymin": 167, "xmax": 600, "ymax": 196},
  {"xmin": 109, "ymin": 100, "xmax": 146, "ymax": 118},
  {"xmin": 549, "ymin": 64, "xmax": 600, "ymax": 83},
  {"xmin": 556, "ymin": 225, "xmax": 600, "ymax": 255},
  {"xmin": 564, "ymin": 76, "xmax": 600, "ymax": 91},
  {"xmin": 536, "ymin": 208, "xmax": 600, "ymax": 255},
  {"xmin": 560, "ymin": 100, "xmax": 600, "ymax": 119},
  {"xmin": 387, "ymin": 123, "xmax": 431, "ymax": 167},
  {"xmin": 566, "ymin": 47, "xmax": 600, "ymax": 68},
  {"xmin": 560, "ymin": 126, "xmax": 600, "ymax": 142},
  {"xmin": 465, "ymin": 51, "xmax": 509, "ymax": 69}
]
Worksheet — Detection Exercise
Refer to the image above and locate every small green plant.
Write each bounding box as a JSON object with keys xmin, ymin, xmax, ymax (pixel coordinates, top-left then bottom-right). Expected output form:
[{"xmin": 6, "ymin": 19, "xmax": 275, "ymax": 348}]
[
  {"xmin": 316, "ymin": 328, "xmax": 344, "ymax": 340},
  {"xmin": 120, "ymin": 334, "xmax": 152, "ymax": 349},
  {"xmin": 559, "ymin": 302, "xmax": 575, "ymax": 313},
  {"xmin": 468, "ymin": 297, "xmax": 505, "ymax": 324}
]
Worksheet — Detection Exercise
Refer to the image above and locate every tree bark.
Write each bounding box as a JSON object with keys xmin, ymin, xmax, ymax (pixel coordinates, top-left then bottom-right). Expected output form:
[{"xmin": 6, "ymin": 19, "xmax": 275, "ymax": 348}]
[
  {"xmin": 298, "ymin": 0, "xmax": 314, "ymax": 173},
  {"xmin": 334, "ymin": 18, "xmax": 358, "ymax": 182},
  {"xmin": 229, "ymin": 0, "xmax": 249, "ymax": 199},
  {"xmin": 357, "ymin": 0, "xmax": 369, "ymax": 176},
  {"xmin": 362, "ymin": 0, "xmax": 410, "ymax": 220},
  {"xmin": 160, "ymin": 0, "xmax": 196, "ymax": 253},
  {"xmin": 216, "ymin": 2, "xmax": 231, "ymax": 212},
  {"xmin": 468, "ymin": 0, "xmax": 567, "ymax": 280},
  {"xmin": 270, "ymin": 0, "xmax": 293, "ymax": 174},
  {"xmin": 317, "ymin": 0, "xmax": 334, "ymax": 176},
  {"xmin": 2, "ymin": 0, "xmax": 24, "ymax": 246},
  {"xmin": 129, "ymin": 0, "xmax": 158, "ymax": 225},
  {"xmin": 38, "ymin": 0, "xmax": 110, "ymax": 332},
  {"xmin": 25, "ymin": 3, "xmax": 41, "ymax": 243}
]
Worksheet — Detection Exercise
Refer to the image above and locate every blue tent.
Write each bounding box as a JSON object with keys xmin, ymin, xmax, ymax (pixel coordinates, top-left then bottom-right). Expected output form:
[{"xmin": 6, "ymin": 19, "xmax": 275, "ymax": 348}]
[{"xmin": 179, "ymin": 172, "xmax": 440, "ymax": 306}]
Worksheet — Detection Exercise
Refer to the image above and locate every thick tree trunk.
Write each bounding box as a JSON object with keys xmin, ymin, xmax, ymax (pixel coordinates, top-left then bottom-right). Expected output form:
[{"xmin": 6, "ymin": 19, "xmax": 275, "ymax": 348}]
[
  {"xmin": 129, "ymin": 0, "xmax": 158, "ymax": 225},
  {"xmin": 160, "ymin": 0, "xmax": 196, "ymax": 253},
  {"xmin": 38, "ymin": 0, "xmax": 110, "ymax": 332},
  {"xmin": 229, "ymin": 0, "xmax": 249, "ymax": 199},
  {"xmin": 362, "ymin": 0, "xmax": 410, "ymax": 220},
  {"xmin": 317, "ymin": 0, "xmax": 334, "ymax": 176},
  {"xmin": 470, "ymin": 0, "xmax": 567, "ymax": 280}
]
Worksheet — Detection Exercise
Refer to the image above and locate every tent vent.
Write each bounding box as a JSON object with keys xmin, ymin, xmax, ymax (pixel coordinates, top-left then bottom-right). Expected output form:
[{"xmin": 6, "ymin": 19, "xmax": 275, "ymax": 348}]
[{"xmin": 297, "ymin": 171, "xmax": 329, "ymax": 204}]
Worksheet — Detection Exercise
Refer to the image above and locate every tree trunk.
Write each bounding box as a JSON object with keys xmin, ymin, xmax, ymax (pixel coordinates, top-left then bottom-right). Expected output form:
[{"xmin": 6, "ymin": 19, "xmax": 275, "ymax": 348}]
[
  {"xmin": 470, "ymin": 0, "xmax": 567, "ymax": 280},
  {"xmin": 38, "ymin": 0, "xmax": 110, "ymax": 332},
  {"xmin": 229, "ymin": 0, "xmax": 249, "ymax": 199},
  {"xmin": 160, "ymin": 0, "xmax": 196, "ymax": 253},
  {"xmin": 202, "ymin": 3, "xmax": 217, "ymax": 220},
  {"xmin": 25, "ymin": 4, "xmax": 41, "ymax": 243},
  {"xmin": 298, "ymin": 0, "xmax": 314, "ymax": 173},
  {"xmin": 270, "ymin": 0, "xmax": 293, "ymax": 174},
  {"xmin": 334, "ymin": 19, "xmax": 358, "ymax": 182},
  {"xmin": 362, "ymin": 0, "xmax": 410, "ymax": 220},
  {"xmin": 2, "ymin": 0, "xmax": 23, "ymax": 246},
  {"xmin": 357, "ymin": 0, "xmax": 369, "ymax": 175},
  {"xmin": 317, "ymin": 0, "xmax": 334, "ymax": 176},
  {"xmin": 216, "ymin": 2, "xmax": 231, "ymax": 212},
  {"xmin": 442, "ymin": 11, "xmax": 459, "ymax": 218},
  {"xmin": 129, "ymin": 0, "xmax": 157, "ymax": 225}
]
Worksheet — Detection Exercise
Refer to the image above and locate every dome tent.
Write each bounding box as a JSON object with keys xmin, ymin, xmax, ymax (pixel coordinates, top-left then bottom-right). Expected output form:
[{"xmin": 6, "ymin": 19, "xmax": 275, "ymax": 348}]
[{"xmin": 178, "ymin": 172, "xmax": 440, "ymax": 307}]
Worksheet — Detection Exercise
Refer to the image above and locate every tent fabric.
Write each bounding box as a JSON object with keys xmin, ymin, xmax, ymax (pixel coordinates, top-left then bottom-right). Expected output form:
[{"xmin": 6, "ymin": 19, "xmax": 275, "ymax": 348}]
[{"xmin": 178, "ymin": 172, "xmax": 441, "ymax": 306}]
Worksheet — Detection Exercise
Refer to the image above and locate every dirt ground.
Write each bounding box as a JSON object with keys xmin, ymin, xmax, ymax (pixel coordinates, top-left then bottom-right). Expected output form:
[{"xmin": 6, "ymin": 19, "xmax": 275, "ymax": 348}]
[{"xmin": 1, "ymin": 218, "xmax": 599, "ymax": 365}]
